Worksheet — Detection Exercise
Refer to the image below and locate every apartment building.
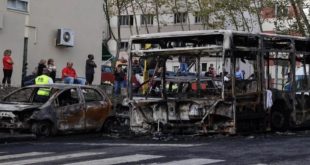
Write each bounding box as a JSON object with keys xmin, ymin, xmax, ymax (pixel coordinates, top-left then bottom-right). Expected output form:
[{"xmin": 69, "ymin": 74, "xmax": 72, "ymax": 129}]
[
  {"xmin": 0, "ymin": 0, "xmax": 105, "ymax": 86},
  {"xmin": 261, "ymin": 0, "xmax": 310, "ymax": 34},
  {"xmin": 107, "ymin": 2, "xmax": 260, "ymax": 75}
]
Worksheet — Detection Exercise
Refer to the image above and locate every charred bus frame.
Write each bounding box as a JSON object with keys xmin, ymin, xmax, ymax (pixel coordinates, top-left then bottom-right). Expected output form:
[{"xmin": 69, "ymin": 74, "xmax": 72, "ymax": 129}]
[
  {"xmin": 262, "ymin": 34, "xmax": 310, "ymax": 131},
  {"xmin": 124, "ymin": 30, "xmax": 310, "ymax": 134}
]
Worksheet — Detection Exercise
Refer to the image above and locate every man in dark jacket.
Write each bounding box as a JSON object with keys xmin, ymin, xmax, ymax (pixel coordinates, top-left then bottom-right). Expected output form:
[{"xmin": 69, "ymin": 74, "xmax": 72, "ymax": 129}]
[
  {"xmin": 85, "ymin": 54, "xmax": 97, "ymax": 85},
  {"xmin": 114, "ymin": 65, "xmax": 126, "ymax": 94}
]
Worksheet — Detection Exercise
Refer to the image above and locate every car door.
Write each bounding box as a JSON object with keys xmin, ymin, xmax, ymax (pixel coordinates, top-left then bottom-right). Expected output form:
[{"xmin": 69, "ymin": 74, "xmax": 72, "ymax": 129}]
[
  {"xmin": 54, "ymin": 88, "xmax": 85, "ymax": 132},
  {"xmin": 81, "ymin": 87, "xmax": 111, "ymax": 130}
]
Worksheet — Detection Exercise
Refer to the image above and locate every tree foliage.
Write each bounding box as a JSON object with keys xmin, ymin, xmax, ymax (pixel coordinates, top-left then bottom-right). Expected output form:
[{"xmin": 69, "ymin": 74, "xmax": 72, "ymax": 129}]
[{"xmin": 102, "ymin": 0, "xmax": 310, "ymax": 58}]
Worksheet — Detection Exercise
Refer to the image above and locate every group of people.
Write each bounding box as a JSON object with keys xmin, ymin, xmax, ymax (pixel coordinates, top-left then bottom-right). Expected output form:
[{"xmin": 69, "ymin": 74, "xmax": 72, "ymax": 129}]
[
  {"xmin": 36, "ymin": 59, "xmax": 57, "ymax": 82},
  {"xmin": 34, "ymin": 54, "xmax": 97, "ymax": 86},
  {"xmin": 33, "ymin": 54, "xmax": 96, "ymax": 102},
  {"xmin": 1, "ymin": 49, "xmax": 98, "ymax": 88}
]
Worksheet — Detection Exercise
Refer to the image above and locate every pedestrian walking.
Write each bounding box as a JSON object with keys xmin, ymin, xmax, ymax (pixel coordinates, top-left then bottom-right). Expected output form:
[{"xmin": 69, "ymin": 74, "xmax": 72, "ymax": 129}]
[
  {"xmin": 85, "ymin": 54, "xmax": 97, "ymax": 85},
  {"xmin": 2, "ymin": 49, "xmax": 14, "ymax": 87},
  {"xmin": 47, "ymin": 58, "xmax": 57, "ymax": 82}
]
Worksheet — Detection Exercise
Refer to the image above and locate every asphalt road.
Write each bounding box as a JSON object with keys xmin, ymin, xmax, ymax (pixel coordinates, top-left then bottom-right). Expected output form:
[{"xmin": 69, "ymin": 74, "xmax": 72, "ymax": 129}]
[{"xmin": 0, "ymin": 132, "xmax": 310, "ymax": 165}]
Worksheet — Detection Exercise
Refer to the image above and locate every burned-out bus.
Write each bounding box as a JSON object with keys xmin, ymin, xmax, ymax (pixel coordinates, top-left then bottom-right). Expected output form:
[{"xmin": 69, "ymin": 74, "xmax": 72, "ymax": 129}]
[
  {"xmin": 262, "ymin": 33, "xmax": 310, "ymax": 131},
  {"xmin": 122, "ymin": 30, "xmax": 310, "ymax": 134}
]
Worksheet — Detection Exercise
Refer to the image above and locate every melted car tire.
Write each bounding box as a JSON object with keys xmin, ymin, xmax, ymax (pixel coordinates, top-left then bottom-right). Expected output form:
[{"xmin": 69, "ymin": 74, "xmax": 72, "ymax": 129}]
[
  {"xmin": 32, "ymin": 121, "xmax": 54, "ymax": 137},
  {"xmin": 102, "ymin": 117, "xmax": 121, "ymax": 133}
]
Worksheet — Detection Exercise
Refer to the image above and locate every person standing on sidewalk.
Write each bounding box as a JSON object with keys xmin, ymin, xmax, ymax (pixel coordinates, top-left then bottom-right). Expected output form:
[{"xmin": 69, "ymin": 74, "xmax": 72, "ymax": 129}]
[
  {"xmin": 35, "ymin": 68, "xmax": 53, "ymax": 102},
  {"xmin": 114, "ymin": 65, "xmax": 126, "ymax": 95},
  {"xmin": 2, "ymin": 49, "xmax": 14, "ymax": 87},
  {"xmin": 36, "ymin": 59, "xmax": 47, "ymax": 76},
  {"xmin": 85, "ymin": 54, "xmax": 97, "ymax": 85},
  {"xmin": 47, "ymin": 58, "xmax": 57, "ymax": 82}
]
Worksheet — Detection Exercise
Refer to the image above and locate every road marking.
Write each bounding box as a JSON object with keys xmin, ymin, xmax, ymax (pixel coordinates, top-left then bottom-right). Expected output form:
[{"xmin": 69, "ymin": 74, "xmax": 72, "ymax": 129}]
[
  {"xmin": 63, "ymin": 142, "xmax": 204, "ymax": 147},
  {"xmin": 0, "ymin": 152, "xmax": 106, "ymax": 165},
  {"xmin": 150, "ymin": 158, "xmax": 225, "ymax": 165},
  {"xmin": 0, "ymin": 152, "xmax": 51, "ymax": 161},
  {"xmin": 65, "ymin": 154, "xmax": 164, "ymax": 165}
]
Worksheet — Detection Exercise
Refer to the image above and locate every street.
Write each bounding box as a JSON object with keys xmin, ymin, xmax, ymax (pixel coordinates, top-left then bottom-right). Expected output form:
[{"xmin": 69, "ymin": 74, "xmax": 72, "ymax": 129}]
[{"xmin": 0, "ymin": 132, "xmax": 310, "ymax": 165}]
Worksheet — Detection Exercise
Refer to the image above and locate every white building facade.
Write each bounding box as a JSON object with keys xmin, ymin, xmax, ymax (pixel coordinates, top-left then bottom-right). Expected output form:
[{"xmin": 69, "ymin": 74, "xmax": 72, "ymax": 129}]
[{"xmin": 0, "ymin": 0, "xmax": 105, "ymax": 86}]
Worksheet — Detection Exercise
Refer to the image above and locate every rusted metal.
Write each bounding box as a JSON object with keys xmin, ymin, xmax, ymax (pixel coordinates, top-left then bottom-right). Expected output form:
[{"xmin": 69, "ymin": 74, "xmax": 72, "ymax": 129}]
[
  {"xmin": 0, "ymin": 84, "xmax": 112, "ymax": 136},
  {"xmin": 124, "ymin": 30, "xmax": 310, "ymax": 135}
]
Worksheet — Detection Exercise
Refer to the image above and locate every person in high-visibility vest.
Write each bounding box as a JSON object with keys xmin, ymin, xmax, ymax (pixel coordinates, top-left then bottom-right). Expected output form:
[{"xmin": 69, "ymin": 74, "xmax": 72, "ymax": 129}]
[{"xmin": 35, "ymin": 68, "xmax": 53, "ymax": 102}]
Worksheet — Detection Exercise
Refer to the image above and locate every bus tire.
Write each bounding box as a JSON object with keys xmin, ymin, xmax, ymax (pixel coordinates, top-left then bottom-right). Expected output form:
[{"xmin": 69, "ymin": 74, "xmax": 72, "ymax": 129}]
[{"xmin": 271, "ymin": 109, "xmax": 289, "ymax": 132}]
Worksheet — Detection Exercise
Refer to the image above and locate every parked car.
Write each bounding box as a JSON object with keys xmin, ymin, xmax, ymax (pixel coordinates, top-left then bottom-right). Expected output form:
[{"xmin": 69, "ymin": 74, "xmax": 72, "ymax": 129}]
[{"xmin": 0, "ymin": 84, "xmax": 113, "ymax": 136}]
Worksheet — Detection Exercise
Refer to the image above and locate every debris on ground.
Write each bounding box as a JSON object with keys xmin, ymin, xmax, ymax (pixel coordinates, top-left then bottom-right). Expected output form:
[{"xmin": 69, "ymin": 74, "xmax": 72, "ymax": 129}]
[{"xmin": 275, "ymin": 131, "xmax": 296, "ymax": 136}]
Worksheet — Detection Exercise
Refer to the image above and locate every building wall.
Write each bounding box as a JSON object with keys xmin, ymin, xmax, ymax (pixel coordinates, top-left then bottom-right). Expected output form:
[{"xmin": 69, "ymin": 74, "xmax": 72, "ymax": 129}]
[
  {"xmin": 0, "ymin": 0, "xmax": 105, "ymax": 86},
  {"xmin": 27, "ymin": 0, "xmax": 105, "ymax": 84},
  {"xmin": 261, "ymin": 2, "xmax": 310, "ymax": 34},
  {"xmin": 0, "ymin": 0, "xmax": 27, "ymax": 86}
]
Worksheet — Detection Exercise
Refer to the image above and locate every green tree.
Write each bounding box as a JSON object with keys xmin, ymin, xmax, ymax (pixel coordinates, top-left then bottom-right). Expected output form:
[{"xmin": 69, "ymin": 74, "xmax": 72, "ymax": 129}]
[{"xmin": 103, "ymin": 0, "xmax": 131, "ymax": 67}]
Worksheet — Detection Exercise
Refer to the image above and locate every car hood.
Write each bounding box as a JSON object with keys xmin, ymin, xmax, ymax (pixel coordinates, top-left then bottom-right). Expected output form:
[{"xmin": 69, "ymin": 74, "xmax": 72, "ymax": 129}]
[{"xmin": 0, "ymin": 103, "xmax": 41, "ymax": 112}]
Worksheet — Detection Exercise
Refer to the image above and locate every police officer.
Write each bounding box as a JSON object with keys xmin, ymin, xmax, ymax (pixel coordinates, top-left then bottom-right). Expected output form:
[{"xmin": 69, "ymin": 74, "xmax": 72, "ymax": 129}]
[{"xmin": 35, "ymin": 68, "xmax": 53, "ymax": 102}]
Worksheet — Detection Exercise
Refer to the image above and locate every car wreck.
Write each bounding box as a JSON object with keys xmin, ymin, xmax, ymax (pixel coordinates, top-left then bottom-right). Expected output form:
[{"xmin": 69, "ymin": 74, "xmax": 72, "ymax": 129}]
[{"xmin": 0, "ymin": 84, "xmax": 112, "ymax": 136}]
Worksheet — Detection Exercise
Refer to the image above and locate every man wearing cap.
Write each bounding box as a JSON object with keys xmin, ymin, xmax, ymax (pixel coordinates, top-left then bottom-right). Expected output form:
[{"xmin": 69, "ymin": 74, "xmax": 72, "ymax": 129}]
[{"xmin": 35, "ymin": 68, "xmax": 54, "ymax": 102}]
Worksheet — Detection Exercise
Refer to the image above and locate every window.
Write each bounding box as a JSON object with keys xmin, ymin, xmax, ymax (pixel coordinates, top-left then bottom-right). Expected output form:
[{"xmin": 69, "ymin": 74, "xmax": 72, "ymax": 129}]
[
  {"xmin": 194, "ymin": 12, "xmax": 208, "ymax": 24},
  {"xmin": 119, "ymin": 15, "xmax": 133, "ymax": 26},
  {"xmin": 276, "ymin": 5, "xmax": 289, "ymax": 17},
  {"xmin": 56, "ymin": 88, "xmax": 80, "ymax": 107},
  {"xmin": 82, "ymin": 88, "xmax": 103, "ymax": 102},
  {"xmin": 141, "ymin": 14, "xmax": 153, "ymax": 25},
  {"xmin": 120, "ymin": 41, "xmax": 128, "ymax": 51},
  {"xmin": 202, "ymin": 63, "xmax": 207, "ymax": 72},
  {"xmin": 7, "ymin": 0, "xmax": 28, "ymax": 12},
  {"xmin": 3, "ymin": 87, "xmax": 35, "ymax": 103},
  {"xmin": 174, "ymin": 12, "xmax": 187, "ymax": 24},
  {"xmin": 195, "ymin": 13, "xmax": 201, "ymax": 23},
  {"xmin": 173, "ymin": 66, "xmax": 179, "ymax": 72}
]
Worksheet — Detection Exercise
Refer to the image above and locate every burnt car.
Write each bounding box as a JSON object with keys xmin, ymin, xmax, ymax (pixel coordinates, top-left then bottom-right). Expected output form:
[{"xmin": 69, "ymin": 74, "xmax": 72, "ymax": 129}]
[{"xmin": 0, "ymin": 84, "xmax": 112, "ymax": 136}]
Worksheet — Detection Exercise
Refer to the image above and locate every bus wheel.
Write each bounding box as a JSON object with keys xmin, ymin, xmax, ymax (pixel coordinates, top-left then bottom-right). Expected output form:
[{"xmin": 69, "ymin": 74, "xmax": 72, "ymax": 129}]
[{"xmin": 271, "ymin": 110, "xmax": 289, "ymax": 131}]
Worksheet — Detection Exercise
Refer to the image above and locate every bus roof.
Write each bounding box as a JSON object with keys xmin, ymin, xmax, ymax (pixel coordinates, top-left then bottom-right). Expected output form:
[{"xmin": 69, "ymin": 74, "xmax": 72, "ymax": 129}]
[
  {"xmin": 130, "ymin": 45, "xmax": 223, "ymax": 57},
  {"xmin": 129, "ymin": 30, "xmax": 309, "ymax": 41}
]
